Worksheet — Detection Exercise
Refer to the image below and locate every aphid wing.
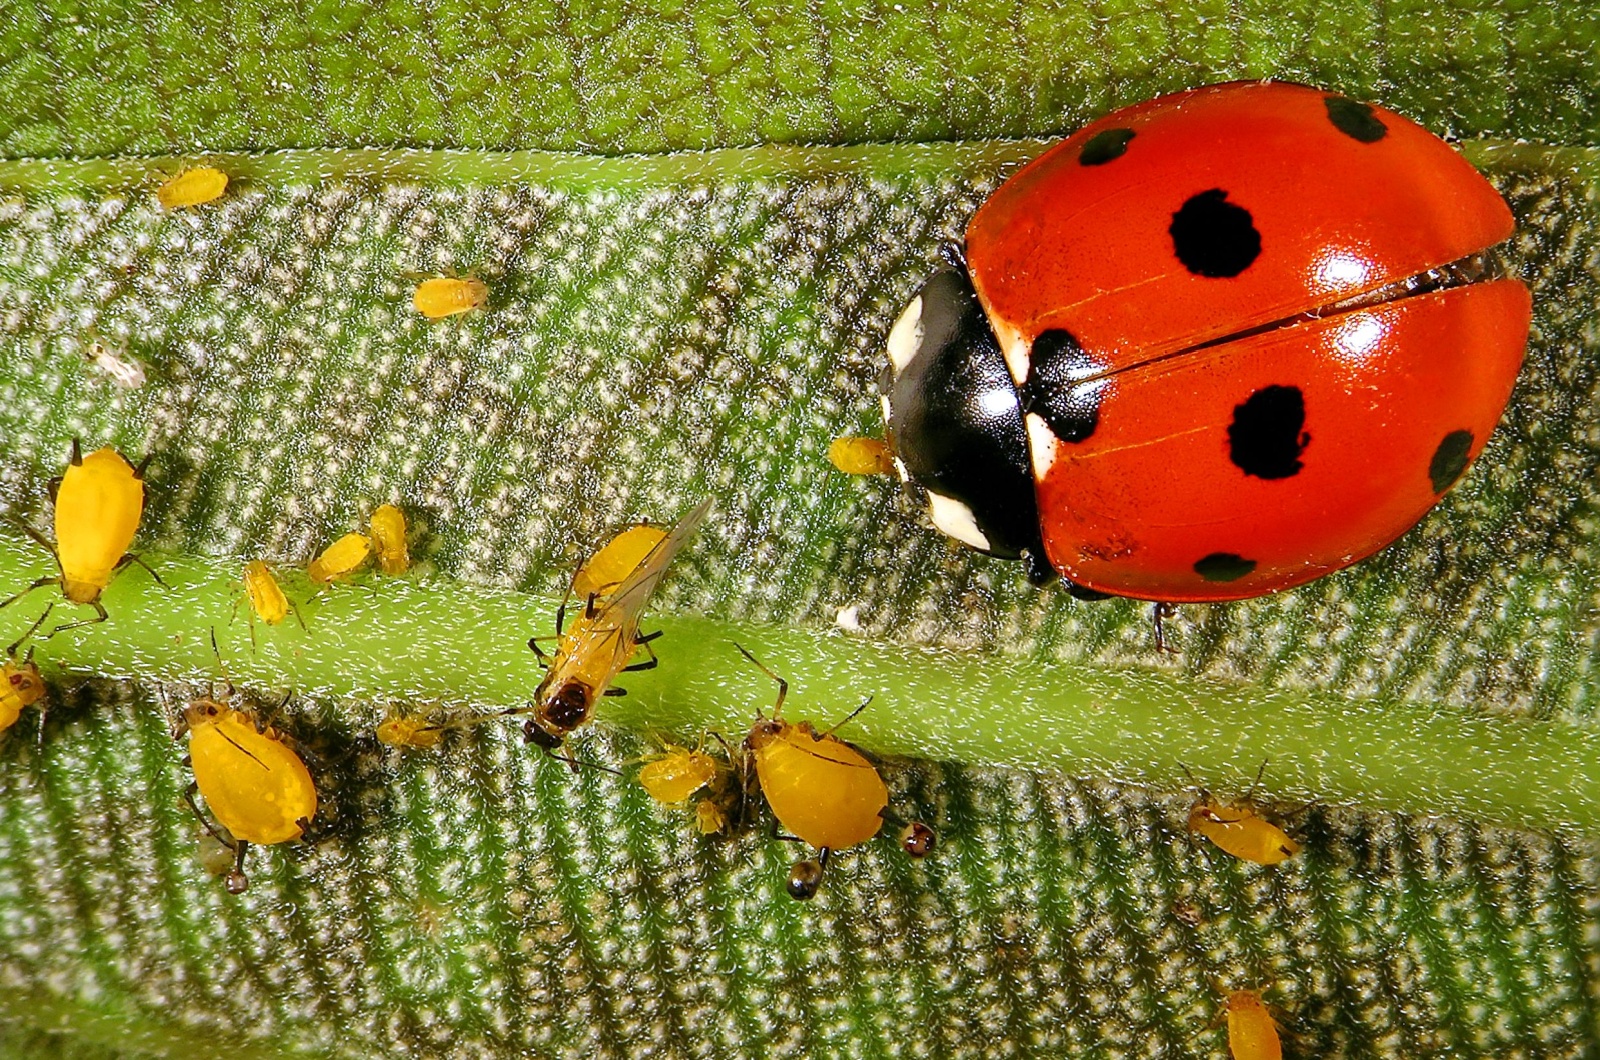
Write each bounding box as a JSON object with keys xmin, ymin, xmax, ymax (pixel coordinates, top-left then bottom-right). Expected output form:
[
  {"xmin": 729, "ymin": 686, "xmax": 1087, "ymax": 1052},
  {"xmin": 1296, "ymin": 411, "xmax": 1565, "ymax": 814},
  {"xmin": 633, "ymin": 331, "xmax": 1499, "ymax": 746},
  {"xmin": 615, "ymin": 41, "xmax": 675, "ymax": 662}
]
[{"xmin": 599, "ymin": 498, "xmax": 711, "ymax": 619}]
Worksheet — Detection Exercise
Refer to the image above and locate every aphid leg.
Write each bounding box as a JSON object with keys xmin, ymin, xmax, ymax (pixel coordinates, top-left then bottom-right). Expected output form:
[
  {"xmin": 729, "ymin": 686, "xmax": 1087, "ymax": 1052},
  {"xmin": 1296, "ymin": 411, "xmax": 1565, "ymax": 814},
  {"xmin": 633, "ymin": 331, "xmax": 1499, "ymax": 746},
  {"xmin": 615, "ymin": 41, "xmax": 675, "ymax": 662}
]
[
  {"xmin": 584, "ymin": 592, "xmax": 600, "ymax": 620},
  {"xmin": 602, "ymin": 686, "xmax": 627, "ymax": 697},
  {"xmin": 182, "ymin": 781, "xmax": 236, "ymax": 851},
  {"xmin": 527, "ymin": 635, "xmax": 556, "ymax": 666},
  {"xmin": 6, "ymin": 607, "xmax": 51, "ymax": 657},
  {"xmin": 11, "ymin": 520, "xmax": 60, "ymax": 566},
  {"xmin": 622, "ymin": 637, "xmax": 659, "ymax": 673},
  {"xmin": 733, "ymin": 642, "xmax": 787, "ymax": 719},
  {"xmin": 0, "ymin": 577, "xmax": 57, "ymax": 615},
  {"xmin": 1151, "ymin": 602, "xmax": 1179, "ymax": 654},
  {"xmin": 1244, "ymin": 758, "xmax": 1269, "ymax": 802},
  {"xmin": 635, "ymin": 629, "xmax": 663, "ymax": 644},
  {"xmin": 47, "ymin": 600, "xmax": 109, "ymax": 637},
  {"xmin": 117, "ymin": 552, "xmax": 168, "ymax": 589},
  {"xmin": 818, "ymin": 695, "xmax": 872, "ymax": 740}
]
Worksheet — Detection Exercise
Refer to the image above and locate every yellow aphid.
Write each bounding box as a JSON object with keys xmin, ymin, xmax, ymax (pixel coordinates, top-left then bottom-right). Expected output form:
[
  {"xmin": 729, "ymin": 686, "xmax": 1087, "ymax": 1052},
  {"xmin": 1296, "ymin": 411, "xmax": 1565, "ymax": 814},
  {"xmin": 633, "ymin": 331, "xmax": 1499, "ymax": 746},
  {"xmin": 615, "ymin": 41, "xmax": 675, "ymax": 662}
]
[
  {"xmin": 242, "ymin": 561, "xmax": 289, "ymax": 625},
  {"xmin": 307, "ymin": 532, "xmax": 372, "ymax": 586},
  {"xmin": 369, "ymin": 504, "xmax": 411, "ymax": 575},
  {"xmin": 1224, "ymin": 990, "xmax": 1282, "ymax": 1060},
  {"xmin": 376, "ymin": 710, "xmax": 444, "ymax": 750},
  {"xmin": 514, "ymin": 499, "xmax": 710, "ymax": 752},
  {"xmin": 413, "ymin": 276, "xmax": 489, "ymax": 319},
  {"xmin": 695, "ymin": 799, "xmax": 728, "ymax": 836},
  {"xmin": 1186, "ymin": 769, "xmax": 1302, "ymax": 866},
  {"xmin": 157, "ymin": 166, "xmax": 229, "ymax": 209},
  {"xmin": 738, "ymin": 645, "xmax": 886, "ymax": 899},
  {"xmin": 572, "ymin": 523, "xmax": 668, "ymax": 600},
  {"xmin": 638, "ymin": 742, "xmax": 721, "ymax": 805},
  {"xmin": 0, "ymin": 651, "xmax": 45, "ymax": 734},
  {"xmin": 750, "ymin": 720, "xmax": 886, "ymax": 852},
  {"xmin": 184, "ymin": 695, "xmax": 317, "ymax": 894},
  {"xmin": 827, "ymin": 436, "xmax": 896, "ymax": 476},
  {"xmin": 1, "ymin": 442, "xmax": 150, "ymax": 632}
]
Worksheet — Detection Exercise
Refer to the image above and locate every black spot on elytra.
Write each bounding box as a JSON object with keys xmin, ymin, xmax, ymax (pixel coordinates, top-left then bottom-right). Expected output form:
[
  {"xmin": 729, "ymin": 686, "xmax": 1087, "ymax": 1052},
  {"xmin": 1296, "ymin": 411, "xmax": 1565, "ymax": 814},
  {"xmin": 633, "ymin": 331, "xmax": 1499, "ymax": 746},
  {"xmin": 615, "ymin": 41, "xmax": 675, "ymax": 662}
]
[
  {"xmin": 1079, "ymin": 128, "xmax": 1135, "ymax": 165},
  {"xmin": 1169, "ymin": 189, "xmax": 1261, "ymax": 278},
  {"xmin": 1324, "ymin": 96, "xmax": 1388, "ymax": 143},
  {"xmin": 1021, "ymin": 329, "xmax": 1104, "ymax": 442},
  {"xmin": 1194, "ymin": 553, "xmax": 1257, "ymax": 582},
  {"xmin": 1429, "ymin": 429, "xmax": 1474, "ymax": 493},
  {"xmin": 1228, "ymin": 386, "xmax": 1309, "ymax": 480}
]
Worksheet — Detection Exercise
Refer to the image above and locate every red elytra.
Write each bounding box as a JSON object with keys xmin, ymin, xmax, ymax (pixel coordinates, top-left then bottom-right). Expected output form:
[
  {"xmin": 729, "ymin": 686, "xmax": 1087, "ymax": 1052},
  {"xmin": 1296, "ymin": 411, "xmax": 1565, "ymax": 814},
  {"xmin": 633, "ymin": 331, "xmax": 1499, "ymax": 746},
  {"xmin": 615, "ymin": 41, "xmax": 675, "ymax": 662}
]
[{"xmin": 878, "ymin": 81, "xmax": 1530, "ymax": 602}]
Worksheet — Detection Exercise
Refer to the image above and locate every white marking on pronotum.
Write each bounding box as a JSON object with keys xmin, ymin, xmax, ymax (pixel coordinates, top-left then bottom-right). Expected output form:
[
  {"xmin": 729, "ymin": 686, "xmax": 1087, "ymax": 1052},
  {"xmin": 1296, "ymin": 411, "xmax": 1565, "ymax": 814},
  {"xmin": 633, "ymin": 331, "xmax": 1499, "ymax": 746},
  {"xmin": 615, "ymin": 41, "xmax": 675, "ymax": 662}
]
[
  {"xmin": 886, "ymin": 295, "xmax": 924, "ymax": 374},
  {"xmin": 1002, "ymin": 332, "xmax": 1031, "ymax": 387},
  {"xmin": 1025, "ymin": 412, "xmax": 1059, "ymax": 478},
  {"xmin": 926, "ymin": 492, "xmax": 991, "ymax": 551}
]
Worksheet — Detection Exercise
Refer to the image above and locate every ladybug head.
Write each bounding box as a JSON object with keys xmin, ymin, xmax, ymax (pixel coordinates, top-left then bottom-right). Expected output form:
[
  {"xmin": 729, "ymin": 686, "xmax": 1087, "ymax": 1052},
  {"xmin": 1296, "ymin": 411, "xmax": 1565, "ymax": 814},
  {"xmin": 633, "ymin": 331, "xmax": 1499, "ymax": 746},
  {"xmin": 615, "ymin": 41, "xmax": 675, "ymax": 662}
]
[{"xmin": 878, "ymin": 268, "xmax": 1053, "ymax": 583}]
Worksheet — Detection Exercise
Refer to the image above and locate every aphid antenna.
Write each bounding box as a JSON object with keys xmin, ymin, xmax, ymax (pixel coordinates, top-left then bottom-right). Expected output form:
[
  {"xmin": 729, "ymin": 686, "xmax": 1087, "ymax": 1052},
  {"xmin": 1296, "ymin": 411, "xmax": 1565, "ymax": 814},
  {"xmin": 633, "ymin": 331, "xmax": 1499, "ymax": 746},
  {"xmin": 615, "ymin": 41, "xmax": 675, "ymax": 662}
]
[
  {"xmin": 733, "ymin": 642, "xmax": 787, "ymax": 719},
  {"xmin": 818, "ymin": 695, "xmax": 872, "ymax": 740},
  {"xmin": 206, "ymin": 627, "xmax": 236, "ymax": 700},
  {"xmin": 1244, "ymin": 758, "xmax": 1270, "ymax": 803},
  {"xmin": 543, "ymin": 746, "xmax": 623, "ymax": 777},
  {"xmin": 1176, "ymin": 761, "xmax": 1208, "ymax": 796}
]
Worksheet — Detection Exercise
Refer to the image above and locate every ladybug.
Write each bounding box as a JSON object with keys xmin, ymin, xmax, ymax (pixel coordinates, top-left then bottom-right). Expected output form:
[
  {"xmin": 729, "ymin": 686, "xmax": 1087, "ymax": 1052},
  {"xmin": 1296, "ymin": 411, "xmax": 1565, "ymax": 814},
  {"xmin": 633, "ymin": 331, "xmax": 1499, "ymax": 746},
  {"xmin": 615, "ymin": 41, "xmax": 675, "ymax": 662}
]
[{"xmin": 878, "ymin": 81, "xmax": 1531, "ymax": 602}]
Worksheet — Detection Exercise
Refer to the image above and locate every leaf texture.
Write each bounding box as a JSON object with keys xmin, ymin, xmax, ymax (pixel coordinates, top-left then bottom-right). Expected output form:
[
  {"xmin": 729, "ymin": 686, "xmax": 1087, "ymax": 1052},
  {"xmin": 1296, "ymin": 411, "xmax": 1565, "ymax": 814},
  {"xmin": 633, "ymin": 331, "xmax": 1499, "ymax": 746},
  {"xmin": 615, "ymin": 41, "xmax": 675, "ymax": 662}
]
[{"xmin": 0, "ymin": 0, "xmax": 1598, "ymax": 1056}]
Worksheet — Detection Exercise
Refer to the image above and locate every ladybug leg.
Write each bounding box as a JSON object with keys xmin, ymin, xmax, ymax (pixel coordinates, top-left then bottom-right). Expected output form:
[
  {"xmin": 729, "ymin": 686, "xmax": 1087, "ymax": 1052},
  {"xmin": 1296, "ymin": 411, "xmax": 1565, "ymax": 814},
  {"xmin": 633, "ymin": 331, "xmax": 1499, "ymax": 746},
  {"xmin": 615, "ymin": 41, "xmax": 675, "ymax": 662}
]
[
  {"xmin": 1151, "ymin": 602, "xmax": 1180, "ymax": 655},
  {"xmin": 937, "ymin": 241, "xmax": 968, "ymax": 271}
]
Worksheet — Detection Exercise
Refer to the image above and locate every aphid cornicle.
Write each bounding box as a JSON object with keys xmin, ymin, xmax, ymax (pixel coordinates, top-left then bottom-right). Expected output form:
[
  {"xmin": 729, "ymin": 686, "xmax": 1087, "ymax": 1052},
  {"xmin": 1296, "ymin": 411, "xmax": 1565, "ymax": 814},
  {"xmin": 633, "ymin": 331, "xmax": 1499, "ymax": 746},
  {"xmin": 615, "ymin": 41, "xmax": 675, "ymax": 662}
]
[
  {"xmin": 179, "ymin": 653, "xmax": 317, "ymax": 894},
  {"xmin": 156, "ymin": 166, "xmax": 229, "ymax": 209},
  {"xmin": 515, "ymin": 498, "xmax": 711, "ymax": 756},
  {"xmin": 1223, "ymin": 990, "xmax": 1283, "ymax": 1060},
  {"xmin": 413, "ymin": 276, "xmax": 489, "ymax": 319},
  {"xmin": 1, "ymin": 441, "xmax": 152, "ymax": 632},
  {"xmin": 738, "ymin": 645, "xmax": 888, "ymax": 900},
  {"xmin": 1187, "ymin": 766, "xmax": 1301, "ymax": 866},
  {"xmin": 369, "ymin": 504, "xmax": 411, "ymax": 576},
  {"xmin": 306, "ymin": 532, "xmax": 373, "ymax": 587}
]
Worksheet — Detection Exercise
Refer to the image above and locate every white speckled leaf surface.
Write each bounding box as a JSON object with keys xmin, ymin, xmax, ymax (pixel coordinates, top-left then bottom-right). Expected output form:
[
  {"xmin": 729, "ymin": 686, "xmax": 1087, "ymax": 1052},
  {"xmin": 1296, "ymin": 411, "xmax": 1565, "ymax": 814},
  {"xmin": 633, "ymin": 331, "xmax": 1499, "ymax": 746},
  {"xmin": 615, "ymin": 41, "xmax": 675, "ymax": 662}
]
[{"xmin": 0, "ymin": 3, "xmax": 1599, "ymax": 1058}]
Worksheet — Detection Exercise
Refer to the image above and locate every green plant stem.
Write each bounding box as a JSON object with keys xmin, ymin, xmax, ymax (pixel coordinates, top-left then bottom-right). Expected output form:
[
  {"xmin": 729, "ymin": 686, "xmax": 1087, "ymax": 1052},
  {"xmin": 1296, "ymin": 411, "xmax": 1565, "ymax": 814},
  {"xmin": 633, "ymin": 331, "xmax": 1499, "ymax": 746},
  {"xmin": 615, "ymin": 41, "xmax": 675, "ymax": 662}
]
[
  {"xmin": 4, "ymin": 535, "xmax": 1597, "ymax": 838},
  {"xmin": 0, "ymin": 138, "xmax": 1578, "ymax": 195}
]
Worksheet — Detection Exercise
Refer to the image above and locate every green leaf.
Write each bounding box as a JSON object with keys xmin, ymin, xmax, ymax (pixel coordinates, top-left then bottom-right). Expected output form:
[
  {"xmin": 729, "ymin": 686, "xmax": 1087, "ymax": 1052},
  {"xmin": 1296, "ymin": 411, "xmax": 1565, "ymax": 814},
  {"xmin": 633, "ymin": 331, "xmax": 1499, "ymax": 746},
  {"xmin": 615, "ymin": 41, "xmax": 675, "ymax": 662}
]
[{"xmin": 1, "ymin": 3, "xmax": 1599, "ymax": 1058}]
